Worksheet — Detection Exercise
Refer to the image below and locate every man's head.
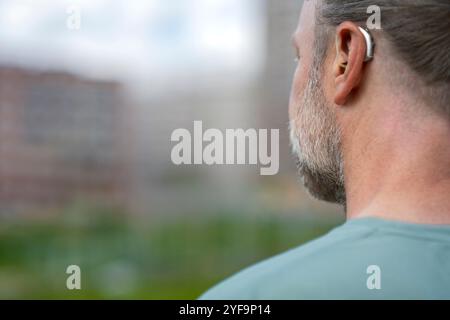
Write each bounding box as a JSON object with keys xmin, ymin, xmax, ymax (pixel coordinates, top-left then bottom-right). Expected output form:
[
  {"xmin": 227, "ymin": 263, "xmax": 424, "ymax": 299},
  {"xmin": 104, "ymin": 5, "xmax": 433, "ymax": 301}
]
[{"xmin": 289, "ymin": 0, "xmax": 450, "ymax": 206}]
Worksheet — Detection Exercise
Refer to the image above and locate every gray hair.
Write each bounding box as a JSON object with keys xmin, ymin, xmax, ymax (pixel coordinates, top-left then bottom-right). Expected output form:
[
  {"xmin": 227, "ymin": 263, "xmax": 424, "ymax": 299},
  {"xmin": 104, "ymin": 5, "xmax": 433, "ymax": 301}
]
[{"xmin": 316, "ymin": 0, "xmax": 450, "ymax": 115}]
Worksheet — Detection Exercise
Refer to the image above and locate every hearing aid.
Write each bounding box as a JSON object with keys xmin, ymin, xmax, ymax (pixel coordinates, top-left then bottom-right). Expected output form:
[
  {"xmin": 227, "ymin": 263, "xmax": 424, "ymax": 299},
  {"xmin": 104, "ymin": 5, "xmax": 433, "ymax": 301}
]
[{"xmin": 358, "ymin": 26, "xmax": 375, "ymax": 62}]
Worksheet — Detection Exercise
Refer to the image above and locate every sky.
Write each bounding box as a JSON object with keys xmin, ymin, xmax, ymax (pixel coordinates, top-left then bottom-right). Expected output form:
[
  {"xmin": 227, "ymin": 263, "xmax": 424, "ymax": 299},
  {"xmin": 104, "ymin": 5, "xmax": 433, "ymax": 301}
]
[{"xmin": 0, "ymin": 0, "xmax": 265, "ymax": 82}]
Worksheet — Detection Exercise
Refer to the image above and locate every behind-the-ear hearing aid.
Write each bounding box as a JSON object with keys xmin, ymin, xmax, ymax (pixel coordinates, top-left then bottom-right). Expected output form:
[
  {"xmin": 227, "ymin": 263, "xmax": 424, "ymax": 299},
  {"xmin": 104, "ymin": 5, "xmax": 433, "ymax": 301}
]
[{"xmin": 358, "ymin": 26, "xmax": 375, "ymax": 62}]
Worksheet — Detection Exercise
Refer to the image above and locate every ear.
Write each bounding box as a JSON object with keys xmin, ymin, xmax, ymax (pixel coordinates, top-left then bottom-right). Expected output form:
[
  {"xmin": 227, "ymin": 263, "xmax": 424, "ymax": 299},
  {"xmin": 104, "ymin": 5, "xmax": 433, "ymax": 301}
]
[{"xmin": 333, "ymin": 22, "xmax": 368, "ymax": 105}]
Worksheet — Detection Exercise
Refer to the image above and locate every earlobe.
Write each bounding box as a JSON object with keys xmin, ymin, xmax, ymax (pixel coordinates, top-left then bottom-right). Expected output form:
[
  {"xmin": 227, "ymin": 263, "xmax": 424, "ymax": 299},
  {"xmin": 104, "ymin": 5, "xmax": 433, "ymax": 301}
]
[{"xmin": 335, "ymin": 77, "xmax": 351, "ymax": 106}]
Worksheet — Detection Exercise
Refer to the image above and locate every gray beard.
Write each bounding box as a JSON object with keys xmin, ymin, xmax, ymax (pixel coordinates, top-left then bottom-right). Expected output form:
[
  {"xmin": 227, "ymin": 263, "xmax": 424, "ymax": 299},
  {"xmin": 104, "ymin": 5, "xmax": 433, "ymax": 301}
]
[{"xmin": 289, "ymin": 65, "xmax": 346, "ymax": 205}]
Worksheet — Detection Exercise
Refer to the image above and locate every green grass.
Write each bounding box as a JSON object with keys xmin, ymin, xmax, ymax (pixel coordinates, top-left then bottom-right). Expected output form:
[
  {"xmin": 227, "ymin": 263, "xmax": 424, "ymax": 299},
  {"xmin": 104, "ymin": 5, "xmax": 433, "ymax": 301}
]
[{"xmin": 0, "ymin": 205, "xmax": 340, "ymax": 299}]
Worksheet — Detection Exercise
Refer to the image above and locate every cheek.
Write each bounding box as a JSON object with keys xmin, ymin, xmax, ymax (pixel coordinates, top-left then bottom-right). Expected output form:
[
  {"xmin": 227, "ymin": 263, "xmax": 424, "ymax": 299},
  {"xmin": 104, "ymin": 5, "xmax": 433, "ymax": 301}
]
[
  {"xmin": 320, "ymin": 56, "xmax": 333, "ymax": 99},
  {"xmin": 289, "ymin": 63, "xmax": 308, "ymax": 121}
]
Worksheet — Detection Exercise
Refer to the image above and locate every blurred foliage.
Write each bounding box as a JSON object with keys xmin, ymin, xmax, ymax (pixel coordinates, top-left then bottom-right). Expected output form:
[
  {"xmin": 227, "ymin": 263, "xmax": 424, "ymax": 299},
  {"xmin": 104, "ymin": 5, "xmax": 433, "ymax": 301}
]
[{"xmin": 0, "ymin": 203, "xmax": 340, "ymax": 299}]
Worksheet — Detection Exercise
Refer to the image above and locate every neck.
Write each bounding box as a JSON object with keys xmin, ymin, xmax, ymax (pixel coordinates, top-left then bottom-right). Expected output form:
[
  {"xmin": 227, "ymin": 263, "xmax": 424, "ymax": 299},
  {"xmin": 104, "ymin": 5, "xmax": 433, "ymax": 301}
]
[{"xmin": 344, "ymin": 103, "xmax": 450, "ymax": 225}]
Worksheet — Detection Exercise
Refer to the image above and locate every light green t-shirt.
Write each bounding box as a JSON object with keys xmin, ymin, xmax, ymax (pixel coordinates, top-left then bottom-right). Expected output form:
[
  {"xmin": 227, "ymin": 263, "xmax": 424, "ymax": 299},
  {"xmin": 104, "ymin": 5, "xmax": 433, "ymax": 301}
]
[{"xmin": 199, "ymin": 217, "xmax": 450, "ymax": 299}]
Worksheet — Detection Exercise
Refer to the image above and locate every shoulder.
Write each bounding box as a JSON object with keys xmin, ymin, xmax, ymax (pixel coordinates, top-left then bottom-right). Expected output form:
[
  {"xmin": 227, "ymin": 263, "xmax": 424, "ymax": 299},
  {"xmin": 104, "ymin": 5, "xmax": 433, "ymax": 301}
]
[
  {"xmin": 199, "ymin": 217, "xmax": 450, "ymax": 299},
  {"xmin": 199, "ymin": 222, "xmax": 378, "ymax": 299}
]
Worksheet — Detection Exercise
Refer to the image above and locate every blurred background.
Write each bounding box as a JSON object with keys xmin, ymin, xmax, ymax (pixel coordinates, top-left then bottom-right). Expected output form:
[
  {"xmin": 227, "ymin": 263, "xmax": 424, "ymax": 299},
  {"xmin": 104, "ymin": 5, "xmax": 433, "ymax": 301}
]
[{"xmin": 0, "ymin": 0, "xmax": 343, "ymax": 299}]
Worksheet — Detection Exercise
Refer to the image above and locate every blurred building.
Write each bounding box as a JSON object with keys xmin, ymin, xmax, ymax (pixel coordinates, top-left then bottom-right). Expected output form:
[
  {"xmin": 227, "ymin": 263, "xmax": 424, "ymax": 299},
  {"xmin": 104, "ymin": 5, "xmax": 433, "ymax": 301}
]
[
  {"xmin": 0, "ymin": 0, "xmax": 338, "ymax": 217},
  {"xmin": 0, "ymin": 66, "xmax": 130, "ymax": 214},
  {"xmin": 126, "ymin": 0, "xmax": 306, "ymax": 214},
  {"xmin": 259, "ymin": 0, "xmax": 303, "ymax": 174}
]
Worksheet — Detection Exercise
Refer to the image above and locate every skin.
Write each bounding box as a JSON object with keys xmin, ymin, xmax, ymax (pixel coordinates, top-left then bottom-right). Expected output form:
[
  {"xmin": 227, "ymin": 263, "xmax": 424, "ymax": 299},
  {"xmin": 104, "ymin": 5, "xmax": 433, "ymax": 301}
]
[{"xmin": 290, "ymin": 0, "xmax": 450, "ymax": 224}]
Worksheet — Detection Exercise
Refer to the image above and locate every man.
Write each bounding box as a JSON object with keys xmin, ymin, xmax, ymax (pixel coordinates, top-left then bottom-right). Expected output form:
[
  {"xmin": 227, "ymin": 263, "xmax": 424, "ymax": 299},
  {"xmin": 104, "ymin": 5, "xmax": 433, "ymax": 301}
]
[{"xmin": 200, "ymin": 0, "xmax": 450, "ymax": 299}]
